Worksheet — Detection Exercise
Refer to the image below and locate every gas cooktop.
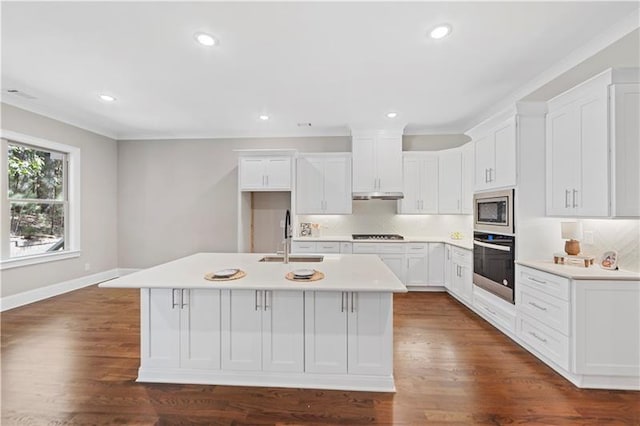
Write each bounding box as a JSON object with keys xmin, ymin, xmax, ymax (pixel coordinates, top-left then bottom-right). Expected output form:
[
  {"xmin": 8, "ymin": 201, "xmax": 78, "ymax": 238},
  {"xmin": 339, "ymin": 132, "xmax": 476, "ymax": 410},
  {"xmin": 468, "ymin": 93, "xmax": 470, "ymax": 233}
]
[{"xmin": 352, "ymin": 234, "xmax": 404, "ymax": 241}]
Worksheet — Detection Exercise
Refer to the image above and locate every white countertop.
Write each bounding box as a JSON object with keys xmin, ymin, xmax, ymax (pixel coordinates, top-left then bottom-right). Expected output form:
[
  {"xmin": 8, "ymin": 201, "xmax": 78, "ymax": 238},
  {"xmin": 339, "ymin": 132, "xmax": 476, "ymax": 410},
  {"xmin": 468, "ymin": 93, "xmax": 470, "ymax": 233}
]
[
  {"xmin": 516, "ymin": 260, "xmax": 640, "ymax": 281},
  {"xmin": 293, "ymin": 236, "xmax": 473, "ymax": 250},
  {"xmin": 100, "ymin": 252, "xmax": 408, "ymax": 292}
]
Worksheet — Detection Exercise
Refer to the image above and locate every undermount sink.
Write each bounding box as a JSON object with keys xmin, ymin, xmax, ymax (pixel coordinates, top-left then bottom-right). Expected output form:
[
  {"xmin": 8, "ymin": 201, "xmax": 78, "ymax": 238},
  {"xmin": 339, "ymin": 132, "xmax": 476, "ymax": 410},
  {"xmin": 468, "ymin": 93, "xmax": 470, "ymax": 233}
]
[{"xmin": 259, "ymin": 255, "xmax": 324, "ymax": 263}]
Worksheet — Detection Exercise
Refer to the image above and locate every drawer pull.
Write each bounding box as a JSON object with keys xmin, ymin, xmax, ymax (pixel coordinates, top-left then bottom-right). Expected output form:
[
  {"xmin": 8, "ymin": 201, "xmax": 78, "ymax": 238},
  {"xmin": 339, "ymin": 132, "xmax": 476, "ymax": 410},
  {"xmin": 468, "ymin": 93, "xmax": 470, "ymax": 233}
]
[
  {"xmin": 529, "ymin": 331, "xmax": 548, "ymax": 344},
  {"xmin": 529, "ymin": 301, "xmax": 548, "ymax": 312},
  {"xmin": 528, "ymin": 277, "xmax": 547, "ymax": 284}
]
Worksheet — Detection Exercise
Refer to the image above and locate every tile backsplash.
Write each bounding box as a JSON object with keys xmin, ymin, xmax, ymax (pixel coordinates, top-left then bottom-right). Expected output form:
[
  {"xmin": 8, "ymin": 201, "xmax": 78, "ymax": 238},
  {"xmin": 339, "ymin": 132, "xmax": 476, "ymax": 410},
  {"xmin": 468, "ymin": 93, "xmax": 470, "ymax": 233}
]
[
  {"xmin": 298, "ymin": 200, "xmax": 473, "ymax": 239},
  {"xmin": 579, "ymin": 219, "xmax": 640, "ymax": 272}
]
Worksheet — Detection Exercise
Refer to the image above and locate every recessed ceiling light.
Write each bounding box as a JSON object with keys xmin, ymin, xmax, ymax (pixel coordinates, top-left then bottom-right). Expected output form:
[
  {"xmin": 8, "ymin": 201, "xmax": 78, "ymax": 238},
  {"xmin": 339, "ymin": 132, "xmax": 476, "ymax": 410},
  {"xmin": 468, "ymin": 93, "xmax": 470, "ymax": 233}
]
[
  {"xmin": 386, "ymin": 112, "xmax": 398, "ymax": 119},
  {"xmin": 98, "ymin": 94, "xmax": 116, "ymax": 102},
  {"xmin": 259, "ymin": 115, "xmax": 269, "ymax": 121},
  {"xmin": 430, "ymin": 24, "xmax": 452, "ymax": 40},
  {"xmin": 195, "ymin": 32, "xmax": 217, "ymax": 47}
]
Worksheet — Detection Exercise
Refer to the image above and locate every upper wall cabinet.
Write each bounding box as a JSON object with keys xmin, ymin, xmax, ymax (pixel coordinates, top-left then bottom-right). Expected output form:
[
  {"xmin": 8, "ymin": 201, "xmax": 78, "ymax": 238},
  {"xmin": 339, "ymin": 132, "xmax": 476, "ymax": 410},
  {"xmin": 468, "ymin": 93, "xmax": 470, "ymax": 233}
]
[
  {"xmin": 239, "ymin": 154, "xmax": 293, "ymax": 191},
  {"xmin": 546, "ymin": 68, "xmax": 639, "ymax": 217},
  {"xmin": 297, "ymin": 153, "xmax": 352, "ymax": 215},
  {"xmin": 473, "ymin": 116, "xmax": 516, "ymax": 192},
  {"xmin": 460, "ymin": 142, "xmax": 474, "ymax": 214},
  {"xmin": 352, "ymin": 131, "xmax": 403, "ymax": 196},
  {"xmin": 398, "ymin": 153, "xmax": 438, "ymax": 214},
  {"xmin": 438, "ymin": 148, "xmax": 463, "ymax": 214}
]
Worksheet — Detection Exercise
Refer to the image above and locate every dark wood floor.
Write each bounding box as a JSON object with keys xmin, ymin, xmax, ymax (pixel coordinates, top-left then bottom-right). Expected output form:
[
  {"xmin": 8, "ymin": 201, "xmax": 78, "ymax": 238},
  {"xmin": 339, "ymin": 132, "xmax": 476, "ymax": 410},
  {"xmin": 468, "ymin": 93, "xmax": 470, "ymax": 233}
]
[{"xmin": 1, "ymin": 286, "xmax": 638, "ymax": 425}]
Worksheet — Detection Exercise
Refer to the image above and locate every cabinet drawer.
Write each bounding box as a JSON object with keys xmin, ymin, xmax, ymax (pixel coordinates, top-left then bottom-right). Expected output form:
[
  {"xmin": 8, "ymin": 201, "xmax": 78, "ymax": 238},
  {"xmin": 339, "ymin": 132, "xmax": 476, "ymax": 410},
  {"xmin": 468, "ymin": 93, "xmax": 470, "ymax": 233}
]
[
  {"xmin": 452, "ymin": 247, "xmax": 472, "ymax": 262},
  {"xmin": 316, "ymin": 242, "xmax": 340, "ymax": 253},
  {"xmin": 376, "ymin": 243, "xmax": 406, "ymax": 254},
  {"xmin": 517, "ymin": 285, "xmax": 569, "ymax": 335},
  {"xmin": 353, "ymin": 243, "xmax": 378, "ymax": 254},
  {"xmin": 291, "ymin": 242, "xmax": 317, "ymax": 253},
  {"xmin": 517, "ymin": 313, "xmax": 569, "ymax": 370},
  {"xmin": 473, "ymin": 288, "xmax": 516, "ymax": 334},
  {"xmin": 406, "ymin": 243, "xmax": 427, "ymax": 254},
  {"xmin": 517, "ymin": 266, "xmax": 570, "ymax": 301}
]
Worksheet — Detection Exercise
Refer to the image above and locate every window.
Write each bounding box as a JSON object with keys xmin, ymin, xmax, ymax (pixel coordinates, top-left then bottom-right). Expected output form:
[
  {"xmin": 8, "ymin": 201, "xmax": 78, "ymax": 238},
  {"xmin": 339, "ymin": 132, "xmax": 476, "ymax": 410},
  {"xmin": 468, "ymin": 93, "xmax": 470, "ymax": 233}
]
[{"xmin": 1, "ymin": 131, "xmax": 80, "ymax": 269}]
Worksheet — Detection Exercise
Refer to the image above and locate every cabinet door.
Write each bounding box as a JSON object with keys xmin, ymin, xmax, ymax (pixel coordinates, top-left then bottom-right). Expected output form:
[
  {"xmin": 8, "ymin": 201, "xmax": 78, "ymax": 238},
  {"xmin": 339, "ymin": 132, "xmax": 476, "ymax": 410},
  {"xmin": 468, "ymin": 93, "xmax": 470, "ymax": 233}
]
[
  {"xmin": 297, "ymin": 157, "xmax": 324, "ymax": 214},
  {"xmin": 438, "ymin": 149, "xmax": 462, "ymax": 214},
  {"xmin": 375, "ymin": 136, "xmax": 403, "ymax": 192},
  {"xmin": 577, "ymin": 92, "xmax": 609, "ymax": 216},
  {"xmin": 352, "ymin": 136, "xmax": 376, "ymax": 192},
  {"xmin": 611, "ymin": 83, "xmax": 640, "ymax": 217},
  {"xmin": 304, "ymin": 291, "xmax": 348, "ymax": 374},
  {"xmin": 265, "ymin": 157, "xmax": 291, "ymax": 189},
  {"xmin": 221, "ymin": 290, "xmax": 262, "ymax": 371},
  {"xmin": 347, "ymin": 292, "xmax": 393, "ymax": 376},
  {"xmin": 546, "ymin": 105, "xmax": 580, "ymax": 215},
  {"xmin": 239, "ymin": 158, "xmax": 266, "ymax": 190},
  {"xmin": 428, "ymin": 243, "xmax": 445, "ymax": 285},
  {"xmin": 406, "ymin": 254, "xmax": 428, "ymax": 286},
  {"xmin": 379, "ymin": 254, "xmax": 406, "ymax": 283},
  {"xmin": 141, "ymin": 288, "xmax": 181, "ymax": 369},
  {"xmin": 492, "ymin": 119, "xmax": 516, "ymax": 188},
  {"xmin": 421, "ymin": 156, "xmax": 439, "ymax": 213},
  {"xmin": 443, "ymin": 246, "xmax": 453, "ymax": 291},
  {"xmin": 399, "ymin": 157, "xmax": 421, "ymax": 214},
  {"xmin": 474, "ymin": 134, "xmax": 494, "ymax": 191},
  {"xmin": 460, "ymin": 143, "xmax": 473, "ymax": 214},
  {"xmin": 262, "ymin": 291, "xmax": 304, "ymax": 372},
  {"xmin": 323, "ymin": 156, "xmax": 352, "ymax": 214},
  {"xmin": 180, "ymin": 289, "xmax": 221, "ymax": 370}
]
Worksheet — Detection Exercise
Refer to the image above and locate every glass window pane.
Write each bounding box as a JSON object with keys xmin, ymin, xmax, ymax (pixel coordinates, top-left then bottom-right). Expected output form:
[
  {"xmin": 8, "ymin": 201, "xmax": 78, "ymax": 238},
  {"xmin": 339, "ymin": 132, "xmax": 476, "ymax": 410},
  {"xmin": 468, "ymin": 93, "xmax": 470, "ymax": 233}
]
[
  {"xmin": 9, "ymin": 202, "xmax": 65, "ymax": 258},
  {"xmin": 7, "ymin": 144, "xmax": 65, "ymax": 200}
]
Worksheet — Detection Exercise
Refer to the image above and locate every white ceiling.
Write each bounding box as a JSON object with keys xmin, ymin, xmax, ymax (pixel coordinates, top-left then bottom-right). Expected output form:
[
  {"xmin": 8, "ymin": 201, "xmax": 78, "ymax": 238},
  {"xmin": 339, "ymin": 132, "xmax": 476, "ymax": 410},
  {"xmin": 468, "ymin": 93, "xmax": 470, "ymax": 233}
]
[{"xmin": 2, "ymin": 2, "xmax": 639, "ymax": 140}]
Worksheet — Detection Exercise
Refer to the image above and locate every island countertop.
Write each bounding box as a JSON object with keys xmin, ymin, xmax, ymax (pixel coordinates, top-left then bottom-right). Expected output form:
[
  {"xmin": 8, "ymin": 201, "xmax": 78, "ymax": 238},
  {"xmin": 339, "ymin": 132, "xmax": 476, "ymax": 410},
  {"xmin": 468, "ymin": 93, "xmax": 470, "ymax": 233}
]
[{"xmin": 100, "ymin": 252, "xmax": 408, "ymax": 292}]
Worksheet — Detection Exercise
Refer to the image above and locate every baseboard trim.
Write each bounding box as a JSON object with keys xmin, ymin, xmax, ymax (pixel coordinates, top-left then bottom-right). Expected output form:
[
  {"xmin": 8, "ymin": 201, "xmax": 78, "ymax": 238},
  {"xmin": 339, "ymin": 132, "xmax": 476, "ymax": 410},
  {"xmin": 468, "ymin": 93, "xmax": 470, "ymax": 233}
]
[{"xmin": 1, "ymin": 268, "xmax": 120, "ymax": 312}]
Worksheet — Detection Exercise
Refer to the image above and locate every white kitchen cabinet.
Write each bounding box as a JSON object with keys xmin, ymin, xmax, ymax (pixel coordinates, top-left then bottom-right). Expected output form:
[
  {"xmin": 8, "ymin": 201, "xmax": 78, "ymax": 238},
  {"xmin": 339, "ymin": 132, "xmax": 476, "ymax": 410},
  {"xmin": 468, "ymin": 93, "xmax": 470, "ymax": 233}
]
[
  {"xmin": 473, "ymin": 117, "xmax": 516, "ymax": 191},
  {"xmin": 221, "ymin": 289, "xmax": 303, "ymax": 372},
  {"xmin": 239, "ymin": 156, "xmax": 292, "ymax": 191},
  {"xmin": 141, "ymin": 288, "xmax": 221, "ymax": 370},
  {"xmin": 438, "ymin": 148, "xmax": 462, "ymax": 214},
  {"xmin": 461, "ymin": 142, "xmax": 474, "ymax": 214},
  {"xmin": 398, "ymin": 153, "xmax": 438, "ymax": 214},
  {"xmin": 428, "ymin": 243, "xmax": 445, "ymax": 285},
  {"xmin": 405, "ymin": 243, "xmax": 428, "ymax": 287},
  {"xmin": 450, "ymin": 247, "xmax": 472, "ymax": 303},
  {"xmin": 297, "ymin": 153, "xmax": 352, "ymax": 214},
  {"xmin": 352, "ymin": 132, "xmax": 403, "ymax": 195},
  {"xmin": 443, "ymin": 245, "xmax": 453, "ymax": 292},
  {"xmin": 379, "ymin": 254, "xmax": 406, "ymax": 284},
  {"xmin": 304, "ymin": 291, "xmax": 393, "ymax": 376},
  {"xmin": 546, "ymin": 68, "xmax": 640, "ymax": 217},
  {"xmin": 291, "ymin": 241, "xmax": 340, "ymax": 254}
]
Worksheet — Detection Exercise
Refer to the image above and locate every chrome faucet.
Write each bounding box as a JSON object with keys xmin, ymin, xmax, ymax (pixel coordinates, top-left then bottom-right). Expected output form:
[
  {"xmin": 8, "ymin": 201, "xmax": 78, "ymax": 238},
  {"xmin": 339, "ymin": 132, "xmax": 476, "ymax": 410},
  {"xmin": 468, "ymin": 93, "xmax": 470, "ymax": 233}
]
[{"xmin": 283, "ymin": 209, "xmax": 292, "ymax": 264}]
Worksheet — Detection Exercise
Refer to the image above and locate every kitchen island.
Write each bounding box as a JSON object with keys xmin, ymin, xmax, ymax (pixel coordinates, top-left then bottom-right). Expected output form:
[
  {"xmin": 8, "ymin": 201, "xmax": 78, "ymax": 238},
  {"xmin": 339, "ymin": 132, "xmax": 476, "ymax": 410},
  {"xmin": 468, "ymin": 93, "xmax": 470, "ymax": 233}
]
[{"xmin": 100, "ymin": 252, "xmax": 407, "ymax": 392}]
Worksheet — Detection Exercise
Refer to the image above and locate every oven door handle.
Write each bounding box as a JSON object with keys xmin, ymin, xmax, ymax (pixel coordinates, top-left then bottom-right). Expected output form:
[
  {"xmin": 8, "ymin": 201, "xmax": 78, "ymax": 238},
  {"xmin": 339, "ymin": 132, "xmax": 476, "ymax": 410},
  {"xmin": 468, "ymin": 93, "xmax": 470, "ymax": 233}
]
[{"xmin": 473, "ymin": 240, "xmax": 512, "ymax": 252}]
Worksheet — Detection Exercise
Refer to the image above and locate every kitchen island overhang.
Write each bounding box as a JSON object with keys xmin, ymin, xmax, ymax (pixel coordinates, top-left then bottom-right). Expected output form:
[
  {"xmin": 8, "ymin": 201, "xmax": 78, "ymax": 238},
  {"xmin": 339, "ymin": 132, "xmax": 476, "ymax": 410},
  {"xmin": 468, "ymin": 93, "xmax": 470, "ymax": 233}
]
[{"xmin": 100, "ymin": 252, "xmax": 407, "ymax": 392}]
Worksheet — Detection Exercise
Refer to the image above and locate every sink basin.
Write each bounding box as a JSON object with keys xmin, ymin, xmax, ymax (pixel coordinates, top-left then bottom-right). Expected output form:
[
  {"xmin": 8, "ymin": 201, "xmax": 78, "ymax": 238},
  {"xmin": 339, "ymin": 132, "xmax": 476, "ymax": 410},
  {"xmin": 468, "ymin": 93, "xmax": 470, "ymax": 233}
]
[{"xmin": 259, "ymin": 255, "xmax": 324, "ymax": 263}]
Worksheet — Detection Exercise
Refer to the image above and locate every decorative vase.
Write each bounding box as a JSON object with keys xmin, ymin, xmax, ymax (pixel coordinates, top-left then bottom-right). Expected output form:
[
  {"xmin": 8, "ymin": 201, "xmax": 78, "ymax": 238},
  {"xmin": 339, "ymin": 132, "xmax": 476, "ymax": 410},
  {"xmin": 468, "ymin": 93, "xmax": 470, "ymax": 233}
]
[{"xmin": 564, "ymin": 239, "xmax": 581, "ymax": 256}]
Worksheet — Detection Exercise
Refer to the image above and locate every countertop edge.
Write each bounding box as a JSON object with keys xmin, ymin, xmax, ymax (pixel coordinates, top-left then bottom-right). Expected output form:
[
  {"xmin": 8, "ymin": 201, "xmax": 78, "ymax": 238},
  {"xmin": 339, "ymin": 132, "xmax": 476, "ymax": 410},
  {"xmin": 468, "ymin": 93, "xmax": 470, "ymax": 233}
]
[
  {"xmin": 293, "ymin": 236, "xmax": 473, "ymax": 250},
  {"xmin": 516, "ymin": 260, "xmax": 640, "ymax": 281}
]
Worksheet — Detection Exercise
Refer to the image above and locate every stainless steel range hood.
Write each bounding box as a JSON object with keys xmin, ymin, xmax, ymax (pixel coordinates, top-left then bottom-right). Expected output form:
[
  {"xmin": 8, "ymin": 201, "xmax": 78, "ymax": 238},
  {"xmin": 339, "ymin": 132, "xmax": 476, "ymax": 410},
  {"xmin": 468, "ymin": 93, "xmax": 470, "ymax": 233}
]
[{"xmin": 352, "ymin": 191, "xmax": 404, "ymax": 200}]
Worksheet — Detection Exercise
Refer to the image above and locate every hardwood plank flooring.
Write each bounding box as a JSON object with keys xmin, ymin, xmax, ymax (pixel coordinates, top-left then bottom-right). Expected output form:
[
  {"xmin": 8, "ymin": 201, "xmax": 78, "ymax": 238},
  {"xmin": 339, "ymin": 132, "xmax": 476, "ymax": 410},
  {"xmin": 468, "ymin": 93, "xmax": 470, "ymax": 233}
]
[{"xmin": 2, "ymin": 286, "xmax": 638, "ymax": 425}]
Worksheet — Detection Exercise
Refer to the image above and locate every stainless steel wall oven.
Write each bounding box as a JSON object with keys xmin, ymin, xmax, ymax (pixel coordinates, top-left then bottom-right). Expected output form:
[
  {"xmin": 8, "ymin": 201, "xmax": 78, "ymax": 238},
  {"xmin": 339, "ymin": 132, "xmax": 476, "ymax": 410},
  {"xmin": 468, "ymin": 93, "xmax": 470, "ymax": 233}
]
[{"xmin": 473, "ymin": 232, "xmax": 515, "ymax": 304}]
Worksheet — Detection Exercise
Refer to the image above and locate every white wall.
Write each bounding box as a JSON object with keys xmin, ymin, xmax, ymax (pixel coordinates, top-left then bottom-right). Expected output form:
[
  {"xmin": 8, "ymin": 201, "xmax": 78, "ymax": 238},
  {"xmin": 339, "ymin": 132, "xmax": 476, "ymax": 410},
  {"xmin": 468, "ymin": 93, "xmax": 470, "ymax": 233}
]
[
  {"xmin": 117, "ymin": 136, "xmax": 350, "ymax": 268},
  {"xmin": 0, "ymin": 104, "xmax": 118, "ymax": 298}
]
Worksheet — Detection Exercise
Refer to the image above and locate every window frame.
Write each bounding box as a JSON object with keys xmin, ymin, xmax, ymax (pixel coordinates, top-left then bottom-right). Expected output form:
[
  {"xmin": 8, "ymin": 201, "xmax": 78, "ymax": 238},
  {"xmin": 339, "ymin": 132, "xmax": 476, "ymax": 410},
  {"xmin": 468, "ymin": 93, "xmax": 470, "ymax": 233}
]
[{"xmin": 1, "ymin": 130, "xmax": 81, "ymax": 270}]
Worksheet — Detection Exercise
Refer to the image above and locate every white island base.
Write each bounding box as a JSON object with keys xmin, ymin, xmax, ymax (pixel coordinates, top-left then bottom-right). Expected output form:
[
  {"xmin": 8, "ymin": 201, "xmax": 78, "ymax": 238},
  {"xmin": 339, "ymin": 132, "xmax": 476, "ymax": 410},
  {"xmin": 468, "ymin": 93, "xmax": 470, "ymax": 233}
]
[{"xmin": 101, "ymin": 253, "xmax": 406, "ymax": 392}]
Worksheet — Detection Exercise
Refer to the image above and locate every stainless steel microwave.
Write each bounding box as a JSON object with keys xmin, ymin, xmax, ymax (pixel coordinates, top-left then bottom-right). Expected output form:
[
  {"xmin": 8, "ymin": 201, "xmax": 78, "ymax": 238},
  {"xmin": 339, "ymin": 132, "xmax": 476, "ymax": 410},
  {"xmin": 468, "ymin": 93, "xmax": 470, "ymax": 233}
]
[{"xmin": 473, "ymin": 189, "xmax": 514, "ymax": 235}]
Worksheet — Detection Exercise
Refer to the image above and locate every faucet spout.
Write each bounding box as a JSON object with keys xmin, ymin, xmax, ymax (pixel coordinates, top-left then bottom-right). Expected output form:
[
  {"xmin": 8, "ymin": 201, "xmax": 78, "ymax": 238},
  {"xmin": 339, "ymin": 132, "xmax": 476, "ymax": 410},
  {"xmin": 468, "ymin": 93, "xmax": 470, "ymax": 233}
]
[{"xmin": 283, "ymin": 209, "xmax": 292, "ymax": 264}]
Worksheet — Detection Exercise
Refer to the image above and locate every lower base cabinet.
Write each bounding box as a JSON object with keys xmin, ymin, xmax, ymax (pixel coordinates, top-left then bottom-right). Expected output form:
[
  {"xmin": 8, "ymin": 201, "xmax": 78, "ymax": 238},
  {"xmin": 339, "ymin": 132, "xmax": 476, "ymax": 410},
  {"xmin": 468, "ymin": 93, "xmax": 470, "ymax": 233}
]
[
  {"xmin": 221, "ymin": 289, "xmax": 304, "ymax": 372},
  {"xmin": 304, "ymin": 291, "xmax": 393, "ymax": 376},
  {"xmin": 449, "ymin": 247, "xmax": 473, "ymax": 303},
  {"xmin": 141, "ymin": 288, "xmax": 221, "ymax": 370}
]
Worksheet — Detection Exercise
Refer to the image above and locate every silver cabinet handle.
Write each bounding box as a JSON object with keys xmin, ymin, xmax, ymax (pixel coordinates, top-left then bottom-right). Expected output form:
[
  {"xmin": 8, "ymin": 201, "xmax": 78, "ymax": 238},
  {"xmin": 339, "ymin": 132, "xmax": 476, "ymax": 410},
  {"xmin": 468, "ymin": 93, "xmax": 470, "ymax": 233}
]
[
  {"xmin": 485, "ymin": 168, "xmax": 489, "ymax": 183},
  {"xmin": 529, "ymin": 301, "xmax": 547, "ymax": 312},
  {"xmin": 529, "ymin": 277, "xmax": 546, "ymax": 284},
  {"xmin": 181, "ymin": 289, "xmax": 189, "ymax": 309},
  {"xmin": 565, "ymin": 189, "xmax": 571, "ymax": 208},
  {"xmin": 264, "ymin": 291, "xmax": 270, "ymax": 311},
  {"xmin": 171, "ymin": 289, "xmax": 179, "ymax": 309},
  {"xmin": 265, "ymin": 175, "xmax": 269, "ymax": 186},
  {"xmin": 255, "ymin": 290, "xmax": 262, "ymax": 311},
  {"xmin": 572, "ymin": 189, "xmax": 578, "ymax": 208},
  {"xmin": 530, "ymin": 331, "xmax": 548, "ymax": 344},
  {"xmin": 350, "ymin": 292, "xmax": 356, "ymax": 313}
]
